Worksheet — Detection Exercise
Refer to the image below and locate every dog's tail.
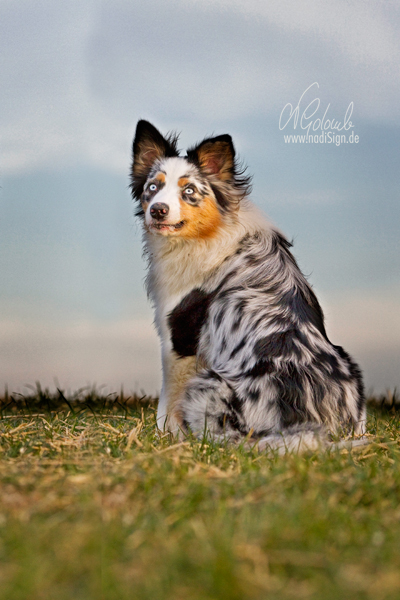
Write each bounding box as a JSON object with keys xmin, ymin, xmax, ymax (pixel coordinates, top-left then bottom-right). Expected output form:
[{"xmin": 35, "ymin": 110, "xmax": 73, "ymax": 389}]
[{"xmin": 247, "ymin": 425, "xmax": 370, "ymax": 455}]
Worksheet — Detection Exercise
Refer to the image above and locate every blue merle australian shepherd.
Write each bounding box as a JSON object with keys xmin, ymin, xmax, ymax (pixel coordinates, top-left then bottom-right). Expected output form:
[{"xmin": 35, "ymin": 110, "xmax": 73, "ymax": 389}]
[{"xmin": 131, "ymin": 120, "xmax": 366, "ymax": 452}]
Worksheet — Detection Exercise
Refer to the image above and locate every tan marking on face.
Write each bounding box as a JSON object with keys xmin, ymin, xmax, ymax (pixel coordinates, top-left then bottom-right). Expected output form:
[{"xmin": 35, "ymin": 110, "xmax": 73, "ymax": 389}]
[
  {"xmin": 141, "ymin": 197, "xmax": 150, "ymax": 210},
  {"xmin": 155, "ymin": 172, "xmax": 166, "ymax": 184},
  {"xmin": 178, "ymin": 177, "xmax": 190, "ymax": 188},
  {"xmin": 178, "ymin": 195, "xmax": 222, "ymax": 239}
]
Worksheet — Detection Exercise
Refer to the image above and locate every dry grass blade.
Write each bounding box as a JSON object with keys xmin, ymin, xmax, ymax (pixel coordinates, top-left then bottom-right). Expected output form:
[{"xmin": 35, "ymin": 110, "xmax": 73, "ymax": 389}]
[
  {"xmin": 126, "ymin": 425, "xmax": 143, "ymax": 449},
  {"xmin": 7, "ymin": 422, "xmax": 36, "ymax": 436},
  {"xmin": 100, "ymin": 423, "xmax": 123, "ymax": 436},
  {"xmin": 153, "ymin": 442, "xmax": 190, "ymax": 454}
]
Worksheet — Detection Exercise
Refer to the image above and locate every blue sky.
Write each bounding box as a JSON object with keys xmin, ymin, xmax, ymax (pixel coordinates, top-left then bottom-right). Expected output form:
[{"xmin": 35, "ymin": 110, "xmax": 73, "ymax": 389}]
[{"xmin": 1, "ymin": 0, "xmax": 399, "ymax": 395}]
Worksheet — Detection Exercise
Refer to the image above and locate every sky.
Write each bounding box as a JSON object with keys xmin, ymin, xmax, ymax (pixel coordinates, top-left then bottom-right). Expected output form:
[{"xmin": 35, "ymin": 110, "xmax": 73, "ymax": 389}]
[{"xmin": 1, "ymin": 0, "xmax": 399, "ymax": 397}]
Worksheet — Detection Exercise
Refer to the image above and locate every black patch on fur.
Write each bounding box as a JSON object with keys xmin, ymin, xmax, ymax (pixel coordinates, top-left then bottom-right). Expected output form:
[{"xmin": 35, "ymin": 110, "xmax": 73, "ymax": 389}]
[
  {"xmin": 308, "ymin": 376, "xmax": 326, "ymax": 409},
  {"xmin": 235, "ymin": 234, "xmax": 251, "ymax": 254},
  {"xmin": 337, "ymin": 389, "xmax": 347, "ymax": 411},
  {"xmin": 181, "ymin": 417, "xmax": 191, "ymax": 433},
  {"xmin": 215, "ymin": 286, "xmax": 243, "ymax": 300},
  {"xmin": 228, "ymin": 338, "xmax": 247, "ymax": 360},
  {"xmin": 275, "ymin": 364, "xmax": 309, "ymax": 428},
  {"xmin": 220, "ymin": 336, "xmax": 227, "ymax": 352},
  {"xmin": 168, "ymin": 289, "xmax": 213, "ymax": 357},
  {"xmin": 236, "ymin": 299, "xmax": 247, "ymax": 314},
  {"xmin": 334, "ymin": 345, "xmax": 365, "ymax": 417},
  {"xmin": 216, "ymin": 408, "xmax": 246, "ymax": 435},
  {"xmin": 275, "ymin": 232, "xmax": 295, "ymax": 255},
  {"xmin": 315, "ymin": 350, "xmax": 344, "ymax": 379},
  {"xmin": 232, "ymin": 318, "xmax": 241, "ymax": 332},
  {"xmin": 232, "ymin": 298, "xmax": 247, "ymax": 331},
  {"xmin": 280, "ymin": 287, "xmax": 328, "ymax": 339},
  {"xmin": 266, "ymin": 233, "xmax": 329, "ymax": 339},
  {"xmin": 248, "ymin": 388, "xmax": 260, "ymax": 402},
  {"xmin": 244, "ymin": 358, "xmax": 275, "ymax": 378},
  {"xmin": 217, "ymin": 415, "xmax": 226, "ymax": 430},
  {"xmin": 214, "ymin": 308, "xmax": 225, "ymax": 330},
  {"xmin": 214, "ymin": 386, "xmax": 245, "ymax": 433},
  {"xmin": 207, "ymin": 370, "xmax": 223, "ymax": 382},
  {"xmin": 245, "ymin": 253, "xmax": 264, "ymax": 267},
  {"xmin": 303, "ymin": 288, "xmax": 328, "ymax": 338},
  {"xmin": 210, "ymin": 184, "xmax": 231, "ymax": 213},
  {"xmin": 270, "ymin": 233, "xmax": 301, "ymax": 271},
  {"xmin": 254, "ymin": 330, "xmax": 302, "ymax": 360},
  {"xmin": 229, "ymin": 389, "xmax": 243, "ymax": 414},
  {"xmin": 134, "ymin": 204, "xmax": 145, "ymax": 218},
  {"xmin": 226, "ymin": 412, "xmax": 243, "ymax": 432}
]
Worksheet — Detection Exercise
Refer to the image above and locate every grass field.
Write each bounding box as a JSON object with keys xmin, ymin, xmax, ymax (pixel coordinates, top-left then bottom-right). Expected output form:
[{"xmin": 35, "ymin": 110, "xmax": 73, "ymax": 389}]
[{"xmin": 0, "ymin": 387, "xmax": 399, "ymax": 600}]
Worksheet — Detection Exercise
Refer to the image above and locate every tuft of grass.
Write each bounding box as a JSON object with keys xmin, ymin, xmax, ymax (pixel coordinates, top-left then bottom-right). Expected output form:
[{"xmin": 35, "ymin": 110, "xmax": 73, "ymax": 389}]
[{"xmin": 0, "ymin": 389, "xmax": 399, "ymax": 600}]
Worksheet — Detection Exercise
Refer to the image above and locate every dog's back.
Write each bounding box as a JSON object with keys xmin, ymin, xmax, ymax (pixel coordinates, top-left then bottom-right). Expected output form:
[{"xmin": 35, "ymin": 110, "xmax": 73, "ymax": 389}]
[{"xmin": 170, "ymin": 225, "xmax": 365, "ymax": 442}]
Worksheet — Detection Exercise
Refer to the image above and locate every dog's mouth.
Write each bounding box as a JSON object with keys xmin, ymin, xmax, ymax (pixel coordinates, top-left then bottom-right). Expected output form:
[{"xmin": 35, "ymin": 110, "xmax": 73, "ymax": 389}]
[{"xmin": 149, "ymin": 221, "xmax": 185, "ymax": 233}]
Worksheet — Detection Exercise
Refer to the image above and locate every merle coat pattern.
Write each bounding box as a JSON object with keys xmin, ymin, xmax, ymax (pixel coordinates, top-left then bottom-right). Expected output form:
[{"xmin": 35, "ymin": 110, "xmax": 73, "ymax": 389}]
[{"xmin": 131, "ymin": 120, "xmax": 366, "ymax": 452}]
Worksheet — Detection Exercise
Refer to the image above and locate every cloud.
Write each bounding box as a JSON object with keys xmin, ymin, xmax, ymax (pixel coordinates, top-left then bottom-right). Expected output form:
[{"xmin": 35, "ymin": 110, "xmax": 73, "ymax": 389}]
[
  {"xmin": 198, "ymin": 0, "xmax": 400, "ymax": 67},
  {"xmin": 1, "ymin": 0, "xmax": 399, "ymax": 176},
  {"xmin": 0, "ymin": 1, "xmax": 131, "ymax": 175}
]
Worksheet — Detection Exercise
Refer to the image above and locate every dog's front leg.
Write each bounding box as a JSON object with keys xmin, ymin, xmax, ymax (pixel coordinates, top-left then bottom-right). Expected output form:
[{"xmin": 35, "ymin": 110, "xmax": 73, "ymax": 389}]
[{"xmin": 157, "ymin": 343, "xmax": 197, "ymax": 436}]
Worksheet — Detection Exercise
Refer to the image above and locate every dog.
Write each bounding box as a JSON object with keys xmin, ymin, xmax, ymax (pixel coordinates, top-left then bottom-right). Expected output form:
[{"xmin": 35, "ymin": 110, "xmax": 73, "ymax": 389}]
[{"xmin": 131, "ymin": 119, "xmax": 366, "ymax": 452}]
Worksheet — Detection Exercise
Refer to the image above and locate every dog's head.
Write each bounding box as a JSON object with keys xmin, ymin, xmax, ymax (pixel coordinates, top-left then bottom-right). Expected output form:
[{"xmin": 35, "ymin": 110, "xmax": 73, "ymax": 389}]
[{"xmin": 131, "ymin": 120, "xmax": 251, "ymax": 239}]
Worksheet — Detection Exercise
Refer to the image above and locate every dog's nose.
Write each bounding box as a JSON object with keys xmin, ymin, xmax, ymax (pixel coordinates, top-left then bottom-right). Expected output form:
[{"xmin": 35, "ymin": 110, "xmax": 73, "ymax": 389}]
[{"xmin": 150, "ymin": 203, "xmax": 169, "ymax": 221}]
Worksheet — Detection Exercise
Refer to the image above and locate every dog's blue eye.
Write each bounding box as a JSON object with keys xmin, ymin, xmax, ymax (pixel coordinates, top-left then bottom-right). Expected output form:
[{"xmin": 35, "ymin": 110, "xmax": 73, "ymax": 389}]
[
  {"xmin": 185, "ymin": 187, "xmax": 194, "ymax": 195},
  {"xmin": 149, "ymin": 183, "xmax": 158, "ymax": 192}
]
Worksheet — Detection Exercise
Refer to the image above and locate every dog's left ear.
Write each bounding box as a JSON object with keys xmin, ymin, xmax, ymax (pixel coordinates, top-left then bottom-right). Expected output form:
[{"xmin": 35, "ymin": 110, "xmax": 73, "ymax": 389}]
[
  {"xmin": 131, "ymin": 120, "xmax": 179, "ymax": 201},
  {"xmin": 186, "ymin": 135, "xmax": 235, "ymax": 182}
]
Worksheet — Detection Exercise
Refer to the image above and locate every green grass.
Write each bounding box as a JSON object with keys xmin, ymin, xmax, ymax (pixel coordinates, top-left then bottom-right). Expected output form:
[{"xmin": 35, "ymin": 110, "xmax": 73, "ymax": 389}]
[{"xmin": 0, "ymin": 387, "xmax": 399, "ymax": 600}]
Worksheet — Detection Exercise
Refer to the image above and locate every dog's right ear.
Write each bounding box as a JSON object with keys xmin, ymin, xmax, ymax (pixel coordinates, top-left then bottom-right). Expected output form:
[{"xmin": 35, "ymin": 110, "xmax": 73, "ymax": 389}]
[{"xmin": 131, "ymin": 120, "xmax": 179, "ymax": 201}]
